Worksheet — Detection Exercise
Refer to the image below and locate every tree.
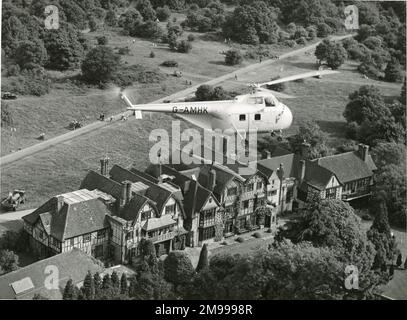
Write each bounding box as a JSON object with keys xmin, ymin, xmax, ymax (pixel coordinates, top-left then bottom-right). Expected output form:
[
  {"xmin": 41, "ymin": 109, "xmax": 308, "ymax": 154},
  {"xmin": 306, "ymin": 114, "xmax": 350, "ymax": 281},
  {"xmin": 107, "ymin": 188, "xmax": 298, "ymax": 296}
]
[
  {"xmin": 316, "ymin": 23, "xmax": 332, "ymax": 37},
  {"xmin": 156, "ymin": 6, "xmax": 171, "ymax": 21},
  {"xmin": 15, "ymin": 39, "xmax": 48, "ymax": 69},
  {"xmin": 97, "ymin": 36, "xmax": 108, "ymax": 45},
  {"xmin": 278, "ymin": 196, "xmax": 376, "ymax": 281},
  {"xmin": 177, "ymin": 40, "xmax": 192, "ymax": 53},
  {"xmin": 93, "ymin": 272, "xmax": 102, "ymax": 298},
  {"xmin": 120, "ymin": 273, "xmax": 128, "ymax": 295},
  {"xmin": 1, "ymin": 15, "xmax": 29, "ymax": 56},
  {"xmin": 81, "ymin": 46, "xmax": 121, "ymax": 84},
  {"xmin": 105, "ymin": 9, "xmax": 118, "ymax": 26},
  {"xmin": 119, "ymin": 8, "xmax": 143, "ymax": 36},
  {"xmin": 63, "ymin": 279, "xmax": 77, "ymax": 300},
  {"xmin": 196, "ymin": 244, "xmax": 209, "ymax": 272},
  {"xmin": 384, "ymin": 58, "xmax": 402, "ymax": 82},
  {"xmin": 289, "ymin": 121, "xmax": 332, "ymax": 159},
  {"xmin": 396, "ymin": 253, "xmax": 403, "ymax": 268},
  {"xmin": 136, "ymin": 0, "xmax": 157, "ymax": 21},
  {"xmin": 43, "ymin": 22, "xmax": 85, "ymax": 70},
  {"xmin": 111, "ymin": 271, "xmax": 120, "ymax": 295},
  {"xmin": 222, "ymin": 3, "xmax": 279, "ymax": 44},
  {"xmin": 128, "ymin": 275, "xmax": 138, "ymax": 298},
  {"xmin": 164, "ymin": 251, "xmax": 195, "ymax": 287},
  {"xmin": 82, "ymin": 271, "xmax": 95, "ymax": 300},
  {"xmin": 225, "ymin": 49, "xmax": 243, "ymax": 66},
  {"xmin": 400, "ymin": 77, "xmax": 406, "ymax": 104},
  {"xmin": 315, "ymin": 39, "xmax": 347, "ymax": 69},
  {"xmin": 136, "ymin": 21, "xmax": 164, "ymax": 39},
  {"xmin": 0, "ymin": 249, "xmax": 19, "ymax": 274},
  {"xmin": 139, "ymin": 238, "xmax": 156, "ymax": 258}
]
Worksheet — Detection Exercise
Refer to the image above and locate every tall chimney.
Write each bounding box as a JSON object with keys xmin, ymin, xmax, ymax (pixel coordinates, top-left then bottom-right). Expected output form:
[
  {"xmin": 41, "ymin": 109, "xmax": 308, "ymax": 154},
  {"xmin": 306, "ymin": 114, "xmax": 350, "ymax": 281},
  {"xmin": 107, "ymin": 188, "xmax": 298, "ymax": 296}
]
[
  {"xmin": 209, "ymin": 169, "xmax": 216, "ymax": 191},
  {"xmin": 125, "ymin": 181, "xmax": 132, "ymax": 203},
  {"xmin": 299, "ymin": 160, "xmax": 306, "ymax": 183},
  {"xmin": 120, "ymin": 181, "xmax": 127, "ymax": 207},
  {"xmin": 100, "ymin": 156, "xmax": 109, "ymax": 176},
  {"xmin": 358, "ymin": 144, "xmax": 369, "ymax": 162},
  {"xmin": 55, "ymin": 195, "xmax": 64, "ymax": 213},
  {"xmin": 300, "ymin": 142, "xmax": 310, "ymax": 159},
  {"xmin": 265, "ymin": 150, "xmax": 271, "ymax": 159}
]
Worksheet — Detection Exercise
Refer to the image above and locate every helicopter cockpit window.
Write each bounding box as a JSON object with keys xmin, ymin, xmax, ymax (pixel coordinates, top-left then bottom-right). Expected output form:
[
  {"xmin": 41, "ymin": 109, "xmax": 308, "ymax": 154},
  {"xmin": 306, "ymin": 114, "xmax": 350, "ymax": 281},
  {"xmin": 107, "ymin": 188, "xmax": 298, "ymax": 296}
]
[
  {"xmin": 265, "ymin": 97, "xmax": 276, "ymax": 107},
  {"xmin": 247, "ymin": 97, "xmax": 264, "ymax": 104}
]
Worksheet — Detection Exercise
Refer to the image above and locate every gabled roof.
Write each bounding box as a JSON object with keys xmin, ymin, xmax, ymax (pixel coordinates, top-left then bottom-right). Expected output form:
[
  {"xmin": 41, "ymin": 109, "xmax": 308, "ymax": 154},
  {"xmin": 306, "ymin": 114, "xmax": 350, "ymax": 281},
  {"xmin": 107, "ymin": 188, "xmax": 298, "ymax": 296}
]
[
  {"xmin": 23, "ymin": 189, "xmax": 111, "ymax": 241},
  {"xmin": 80, "ymin": 170, "xmax": 123, "ymax": 200},
  {"xmin": 120, "ymin": 193, "xmax": 158, "ymax": 222},
  {"xmin": 257, "ymin": 153, "xmax": 300, "ymax": 179},
  {"xmin": 142, "ymin": 214, "xmax": 177, "ymax": 231},
  {"xmin": 312, "ymin": 151, "xmax": 377, "ymax": 184},
  {"xmin": 302, "ymin": 160, "xmax": 337, "ymax": 191},
  {"xmin": 0, "ymin": 249, "xmax": 104, "ymax": 300},
  {"xmin": 109, "ymin": 165, "xmax": 183, "ymax": 216}
]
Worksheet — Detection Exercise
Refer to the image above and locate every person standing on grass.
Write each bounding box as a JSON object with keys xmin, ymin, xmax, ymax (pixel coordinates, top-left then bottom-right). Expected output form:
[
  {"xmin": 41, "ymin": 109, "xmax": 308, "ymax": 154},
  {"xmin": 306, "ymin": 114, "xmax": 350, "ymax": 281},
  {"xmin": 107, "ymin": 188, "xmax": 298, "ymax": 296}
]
[{"xmin": 235, "ymin": 74, "xmax": 238, "ymax": 81}]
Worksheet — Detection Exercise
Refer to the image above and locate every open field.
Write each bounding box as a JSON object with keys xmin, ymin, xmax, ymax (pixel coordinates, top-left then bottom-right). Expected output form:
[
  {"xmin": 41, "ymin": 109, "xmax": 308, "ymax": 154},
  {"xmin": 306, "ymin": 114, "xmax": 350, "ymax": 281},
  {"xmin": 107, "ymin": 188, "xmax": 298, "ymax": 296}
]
[
  {"xmin": 1, "ymin": 30, "xmax": 403, "ymax": 209},
  {"xmin": 1, "ymin": 13, "xmax": 308, "ymax": 157}
]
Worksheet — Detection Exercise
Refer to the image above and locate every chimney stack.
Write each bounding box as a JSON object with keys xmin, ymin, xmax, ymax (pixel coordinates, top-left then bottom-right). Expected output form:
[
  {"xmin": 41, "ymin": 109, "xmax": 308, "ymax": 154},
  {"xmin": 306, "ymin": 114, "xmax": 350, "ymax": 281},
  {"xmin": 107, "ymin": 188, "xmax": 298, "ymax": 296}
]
[
  {"xmin": 55, "ymin": 195, "xmax": 64, "ymax": 213},
  {"xmin": 358, "ymin": 144, "xmax": 369, "ymax": 162},
  {"xmin": 209, "ymin": 168, "xmax": 216, "ymax": 191},
  {"xmin": 120, "ymin": 181, "xmax": 132, "ymax": 207},
  {"xmin": 299, "ymin": 160, "xmax": 306, "ymax": 183},
  {"xmin": 265, "ymin": 150, "xmax": 271, "ymax": 159},
  {"xmin": 300, "ymin": 142, "xmax": 310, "ymax": 159},
  {"xmin": 100, "ymin": 156, "xmax": 109, "ymax": 176},
  {"xmin": 125, "ymin": 181, "xmax": 132, "ymax": 203}
]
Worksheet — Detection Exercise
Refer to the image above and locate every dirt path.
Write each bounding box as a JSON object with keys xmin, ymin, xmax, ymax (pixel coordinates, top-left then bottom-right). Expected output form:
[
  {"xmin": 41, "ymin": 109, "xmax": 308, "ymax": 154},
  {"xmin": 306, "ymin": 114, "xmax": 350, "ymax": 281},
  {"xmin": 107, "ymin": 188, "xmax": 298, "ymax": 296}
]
[{"xmin": 0, "ymin": 34, "xmax": 353, "ymax": 167}]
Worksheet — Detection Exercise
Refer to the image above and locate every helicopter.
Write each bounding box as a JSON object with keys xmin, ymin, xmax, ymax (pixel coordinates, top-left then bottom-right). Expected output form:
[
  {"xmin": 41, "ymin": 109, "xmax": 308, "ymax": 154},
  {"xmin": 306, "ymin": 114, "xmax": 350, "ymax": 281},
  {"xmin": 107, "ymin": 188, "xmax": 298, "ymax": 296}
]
[{"xmin": 120, "ymin": 69, "xmax": 339, "ymax": 140}]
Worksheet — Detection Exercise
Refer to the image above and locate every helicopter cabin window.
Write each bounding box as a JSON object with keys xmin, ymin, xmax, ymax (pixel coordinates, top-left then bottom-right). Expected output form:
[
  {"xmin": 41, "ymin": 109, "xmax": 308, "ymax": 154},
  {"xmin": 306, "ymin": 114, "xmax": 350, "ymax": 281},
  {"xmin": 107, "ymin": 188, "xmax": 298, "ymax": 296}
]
[
  {"xmin": 254, "ymin": 114, "xmax": 261, "ymax": 121},
  {"xmin": 247, "ymin": 97, "xmax": 264, "ymax": 104},
  {"xmin": 265, "ymin": 97, "xmax": 276, "ymax": 107},
  {"xmin": 239, "ymin": 114, "xmax": 246, "ymax": 121}
]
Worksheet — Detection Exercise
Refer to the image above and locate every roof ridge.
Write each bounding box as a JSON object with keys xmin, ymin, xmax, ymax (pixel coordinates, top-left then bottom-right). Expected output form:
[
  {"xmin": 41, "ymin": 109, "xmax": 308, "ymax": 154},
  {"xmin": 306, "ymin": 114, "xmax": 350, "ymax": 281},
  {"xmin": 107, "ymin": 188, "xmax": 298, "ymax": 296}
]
[{"xmin": 314, "ymin": 150, "xmax": 357, "ymax": 161}]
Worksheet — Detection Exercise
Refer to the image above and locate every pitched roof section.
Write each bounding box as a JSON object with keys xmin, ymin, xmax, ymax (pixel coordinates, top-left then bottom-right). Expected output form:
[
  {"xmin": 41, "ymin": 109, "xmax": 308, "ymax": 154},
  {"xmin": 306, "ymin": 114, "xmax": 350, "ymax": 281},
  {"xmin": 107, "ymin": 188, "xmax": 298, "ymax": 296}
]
[
  {"xmin": 0, "ymin": 249, "xmax": 104, "ymax": 300},
  {"xmin": 23, "ymin": 189, "xmax": 111, "ymax": 241},
  {"xmin": 312, "ymin": 151, "xmax": 377, "ymax": 184},
  {"xmin": 80, "ymin": 170, "xmax": 123, "ymax": 200},
  {"xmin": 303, "ymin": 160, "xmax": 337, "ymax": 190},
  {"xmin": 120, "ymin": 193, "xmax": 158, "ymax": 222},
  {"xmin": 257, "ymin": 153, "xmax": 299, "ymax": 179},
  {"xmin": 109, "ymin": 165, "xmax": 183, "ymax": 216}
]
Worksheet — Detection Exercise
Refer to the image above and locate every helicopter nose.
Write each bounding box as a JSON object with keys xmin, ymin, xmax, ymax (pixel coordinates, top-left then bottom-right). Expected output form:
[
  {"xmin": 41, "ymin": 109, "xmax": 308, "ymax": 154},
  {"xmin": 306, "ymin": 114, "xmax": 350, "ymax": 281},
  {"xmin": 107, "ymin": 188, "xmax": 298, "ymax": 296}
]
[{"xmin": 285, "ymin": 106, "xmax": 293, "ymax": 128}]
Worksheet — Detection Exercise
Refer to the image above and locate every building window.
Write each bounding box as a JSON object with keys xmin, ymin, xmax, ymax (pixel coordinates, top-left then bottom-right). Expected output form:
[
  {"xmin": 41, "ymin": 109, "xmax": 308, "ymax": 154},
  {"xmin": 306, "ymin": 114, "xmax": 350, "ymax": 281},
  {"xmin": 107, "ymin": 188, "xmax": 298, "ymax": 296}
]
[
  {"xmin": 326, "ymin": 188, "xmax": 337, "ymax": 199},
  {"xmin": 126, "ymin": 231, "xmax": 133, "ymax": 241},
  {"xmin": 165, "ymin": 204, "xmax": 176, "ymax": 215},
  {"xmin": 199, "ymin": 226, "xmax": 215, "ymax": 241},
  {"xmin": 239, "ymin": 114, "xmax": 246, "ymax": 121},
  {"xmin": 286, "ymin": 188, "xmax": 293, "ymax": 202},
  {"xmin": 243, "ymin": 200, "xmax": 249, "ymax": 209},
  {"xmin": 268, "ymin": 190, "xmax": 277, "ymax": 197},
  {"xmin": 70, "ymin": 238, "xmax": 75, "ymax": 247},
  {"xmin": 246, "ymin": 183, "xmax": 254, "ymax": 192},
  {"xmin": 254, "ymin": 114, "xmax": 261, "ymax": 120},
  {"xmin": 83, "ymin": 234, "xmax": 91, "ymax": 243},
  {"xmin": 256, "ymin": 181, "xmax": 262, "ymax": 189},
  {"xmin": 97, "ymin": 230, "xmax": 106, "ymax": 239},
  {"xmin": 141, "ymin": 210, "xmax": 152, "ymax": 221},
  {"xmin": 39, "ymin": 231, "xmax": 44, "ymax": 240},
  {"xmin": 200, "ymin": 209, "xmax": 215, "ymax": 227},
  {"xmin": 227, "ymin": 187, "xmax": 237, "ymax": 196}
]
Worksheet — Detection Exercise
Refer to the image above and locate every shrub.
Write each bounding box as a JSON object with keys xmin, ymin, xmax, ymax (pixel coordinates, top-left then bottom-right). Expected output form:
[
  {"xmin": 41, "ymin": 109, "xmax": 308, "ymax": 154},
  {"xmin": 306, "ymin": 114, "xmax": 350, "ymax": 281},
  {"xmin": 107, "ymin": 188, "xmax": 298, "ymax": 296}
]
[
  {"xmin": 96, "ymin": 36, "xmax": 108, "ymax": 45},
  {"xmin": 161, "ymin": 60, "xmax": 178, "ymax": 67},
  {"xmin": 15, "ymin": 39, "xmax": 48, "ymax": 69},
  {"xmin": 236, "ymin": 237, "xmax": 245, "ymax": 243},
  {"xmin": 187, "ymin": 34, "xmax": 195, "ymax": 42},
  {"xmin": 81, "ymin": 46, "xmax": 121, "ymax": 84},
  {"xmin": 253, "ymin": 232, "xmax": 262, "ymax": 239},
  {"xmin": 156, "ymin": 6, "xmax": 171, "ymax": 22},
  {"xmin": 316, "ymin": 23, "xmax": 332, "ymax": 38},
  {"xmin": 225, "ymin": 49, "xmax": 243, "ymax": 65},
  {"xmin": 118, "ymin": 47, "xmax": 131, "ymax": 55},
  {"xmin": 1, "ymin": 103, "xmax": 13, "ymax": 127},
  {"xmin": 2, "ymin": 71, "xmax": 51, "ymax": 96},
  {"xmin": 164, "ymin": 251, "xmax": 195, "ymax": 286},
  {"xmin": 283, "ymin": 39, "xmax": 296, "ymax": 47},
  {"xmin": 296, "ymin": 37, "xmax": 307, "ymax": 45},
  {"xmin": 149, "ymin": 51, "xmax": 155, "ymax": 58},
  {"xmin": 306, "ymin": 25, "xmax": 317, "ymax": 40},
  {"xmin": 112, "ymin": 64, "xmax": 165, "ymax": 87},
  {"xmin": 177, "ymin": 40, "xmax": 192, "ymax": 53}
]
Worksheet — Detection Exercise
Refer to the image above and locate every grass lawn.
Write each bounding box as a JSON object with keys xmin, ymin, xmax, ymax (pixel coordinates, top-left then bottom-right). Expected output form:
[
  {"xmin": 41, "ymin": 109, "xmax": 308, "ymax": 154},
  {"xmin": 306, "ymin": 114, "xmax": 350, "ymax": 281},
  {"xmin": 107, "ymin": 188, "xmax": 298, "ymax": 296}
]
[{"xmin": 1, "ymin": 29, "xmax": 403, "ymax": 209}]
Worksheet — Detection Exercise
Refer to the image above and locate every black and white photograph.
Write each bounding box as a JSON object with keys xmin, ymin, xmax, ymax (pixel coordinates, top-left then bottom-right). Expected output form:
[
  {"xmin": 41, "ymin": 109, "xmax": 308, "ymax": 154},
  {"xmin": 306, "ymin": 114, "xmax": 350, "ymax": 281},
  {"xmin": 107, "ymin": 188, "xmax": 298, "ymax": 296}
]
[{"xmin": 0, "ymin": 0, "xmax": 406, "ymax": 307}]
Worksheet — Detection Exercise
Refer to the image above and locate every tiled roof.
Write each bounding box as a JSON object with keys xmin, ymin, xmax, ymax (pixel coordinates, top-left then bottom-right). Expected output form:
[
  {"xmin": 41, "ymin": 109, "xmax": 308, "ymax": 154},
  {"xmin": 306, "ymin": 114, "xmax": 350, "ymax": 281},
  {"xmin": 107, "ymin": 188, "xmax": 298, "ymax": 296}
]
[
  {"xmin": 303, "ymin": 160, "xmax": 336, "ymax": 190},
  {"xmin": 257, "ymin": 153, "xmax": 300, "ymax": 179},
  {"xmin": 80, "ymin": 170, "xmax": 123, "ymax": 200},
  {"xmin": 142, "ymin": 214, "xmax": 177, "ymax": 231},
  {"xmin": 110, "ymin": 165, "xmax": 183, "ymax": 216},
  {"xmin": 312, "ymin": 151, "xmax": 377, "ymax": 184},
  {"xmin": 0, "ymin": 249, "xmax": 104, "ymax": 300},
  {"xmin": 120, "ymin": 193, "xmax": 158, "ymax": 221},
  {"xmin": 23, "ymin": 189, "xmax": 111, "ymax": 241}
]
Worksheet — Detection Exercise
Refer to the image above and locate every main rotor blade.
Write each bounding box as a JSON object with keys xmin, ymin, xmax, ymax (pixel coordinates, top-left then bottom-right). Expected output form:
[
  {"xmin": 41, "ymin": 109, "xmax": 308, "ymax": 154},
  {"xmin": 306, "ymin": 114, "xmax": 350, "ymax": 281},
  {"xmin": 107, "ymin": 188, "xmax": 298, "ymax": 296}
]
[
  {"xmin": 255, "ymin": 87, "xmax": 295, "ymax": 99},
  {"xmin": 258, "ymin": 70, "xmax": 340, "ymax": 87}
]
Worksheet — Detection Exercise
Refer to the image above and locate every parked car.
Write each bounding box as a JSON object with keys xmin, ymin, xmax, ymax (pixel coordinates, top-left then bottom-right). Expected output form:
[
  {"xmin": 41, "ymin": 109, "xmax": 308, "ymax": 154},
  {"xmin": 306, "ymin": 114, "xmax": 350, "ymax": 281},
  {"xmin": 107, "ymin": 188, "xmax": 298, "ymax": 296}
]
[
  {"xmin": 1, "ymin": 92, "xmax": 17, "ymax": 100},
  {"xmin": 1, "ymin": 190, "xmax": 26, "ymax": 211}
]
